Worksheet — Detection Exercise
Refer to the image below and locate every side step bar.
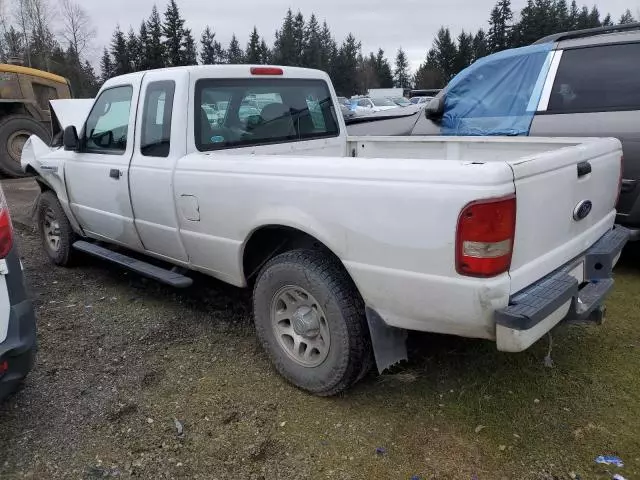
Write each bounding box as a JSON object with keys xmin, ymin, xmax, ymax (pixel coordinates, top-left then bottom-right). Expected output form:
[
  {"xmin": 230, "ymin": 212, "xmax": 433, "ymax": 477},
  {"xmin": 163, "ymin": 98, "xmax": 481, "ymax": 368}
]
[{"xmin": 73, "ymin": 241, "xmax": 193, "ymax": 288}]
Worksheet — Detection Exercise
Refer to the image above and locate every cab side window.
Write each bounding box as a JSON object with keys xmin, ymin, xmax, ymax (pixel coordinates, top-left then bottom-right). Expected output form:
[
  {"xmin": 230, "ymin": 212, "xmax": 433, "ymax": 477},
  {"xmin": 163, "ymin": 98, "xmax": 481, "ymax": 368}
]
[
  {"xmin": 141, "ymin": 81, "xmax": 175, "ymax": 157},
  {"xmin": 83, "ymin": 86, "xmax": 133, "ymax": 154}
]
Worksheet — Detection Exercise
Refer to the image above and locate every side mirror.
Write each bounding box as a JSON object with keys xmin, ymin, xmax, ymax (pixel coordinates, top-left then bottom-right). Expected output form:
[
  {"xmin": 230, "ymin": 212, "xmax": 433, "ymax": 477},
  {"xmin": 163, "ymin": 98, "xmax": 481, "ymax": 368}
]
[
  {"xmin": 63, "ymin": 125, "xmax": 79, "ymax": 151},
  {"xmin": 425, "ymin": 96, "xmax": 445, "ymax": 119}
]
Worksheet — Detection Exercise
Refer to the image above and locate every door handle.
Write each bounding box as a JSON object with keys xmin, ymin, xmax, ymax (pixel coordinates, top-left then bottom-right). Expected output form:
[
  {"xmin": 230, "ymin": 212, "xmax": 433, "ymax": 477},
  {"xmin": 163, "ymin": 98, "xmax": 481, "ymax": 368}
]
[
  {"xmin": 109, "ymin": 169, "xmax": 121, "ymax": 180},
  {"xmin": 577, "ymin": 161, "xmax": 592, "ymax": 178}
]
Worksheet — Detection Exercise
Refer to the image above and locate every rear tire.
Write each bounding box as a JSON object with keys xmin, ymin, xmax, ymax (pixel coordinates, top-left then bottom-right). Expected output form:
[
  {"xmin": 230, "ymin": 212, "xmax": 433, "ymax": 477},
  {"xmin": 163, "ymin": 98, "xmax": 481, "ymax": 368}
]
[
  {"xmin": 253, "ymin": 249, "xmax": 373, "ymax": 396},
  {"xmin": 37, "ymin": 191, "xmax": 76, "ymax": 266},
  {"xmin": 0, "ymin": 115, "xmax": 50, "ymax": 178}
]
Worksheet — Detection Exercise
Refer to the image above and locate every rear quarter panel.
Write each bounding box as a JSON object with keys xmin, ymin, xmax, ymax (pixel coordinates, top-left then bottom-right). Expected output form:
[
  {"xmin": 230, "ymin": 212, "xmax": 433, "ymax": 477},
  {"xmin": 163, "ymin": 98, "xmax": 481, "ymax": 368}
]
[{"xmin": 173, "ymin": 154, "xmax": 516, "ymax": 339}]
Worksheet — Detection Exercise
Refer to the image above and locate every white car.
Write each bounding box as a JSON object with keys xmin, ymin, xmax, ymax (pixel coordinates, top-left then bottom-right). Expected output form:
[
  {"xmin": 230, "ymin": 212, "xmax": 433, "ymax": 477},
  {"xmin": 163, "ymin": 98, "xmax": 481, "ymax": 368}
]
[
  {"xmin": 0, "ymin": 185, "xmax": 36, "ymax": 400},
  {"xmin": 22, "ymin": 65, "xmax": 628, "ymax": 395},
  {"xmin": 352, "ymin": 96, "xmax": 399, "ymax": 114}
]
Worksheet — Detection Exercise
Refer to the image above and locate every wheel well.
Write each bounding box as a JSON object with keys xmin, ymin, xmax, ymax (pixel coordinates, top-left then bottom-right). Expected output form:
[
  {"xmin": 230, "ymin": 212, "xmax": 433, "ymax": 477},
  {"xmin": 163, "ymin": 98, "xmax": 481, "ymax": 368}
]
[
  {"xmin": 243, "ymin": 226, "xmax": 340, "ymax": 284},
  {"xmin": 31, "ymin": 175, "xmax": 52, "ymax": 191}
]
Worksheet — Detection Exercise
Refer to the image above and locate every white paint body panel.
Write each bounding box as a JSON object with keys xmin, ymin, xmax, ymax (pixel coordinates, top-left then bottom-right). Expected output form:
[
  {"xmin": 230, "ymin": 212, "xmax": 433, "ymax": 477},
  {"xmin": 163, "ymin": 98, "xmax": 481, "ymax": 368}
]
[{"xmin": 20, "ymin": 65, "xmax": 623, "ymax": 347}]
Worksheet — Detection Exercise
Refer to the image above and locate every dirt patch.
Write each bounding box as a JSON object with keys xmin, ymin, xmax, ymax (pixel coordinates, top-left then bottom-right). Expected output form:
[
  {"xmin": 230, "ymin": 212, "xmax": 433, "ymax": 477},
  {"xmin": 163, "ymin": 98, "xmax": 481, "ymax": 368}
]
[{"xmin": 1, "ymin": 183, "xmax": 639, "ymax": 479}]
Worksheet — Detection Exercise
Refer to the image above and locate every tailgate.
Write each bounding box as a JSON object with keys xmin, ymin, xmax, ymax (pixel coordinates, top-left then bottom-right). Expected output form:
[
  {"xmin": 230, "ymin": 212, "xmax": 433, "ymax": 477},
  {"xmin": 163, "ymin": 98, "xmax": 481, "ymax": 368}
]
[{"xmin": 508, "ymin": 138, "xmax": 622, "ymax": 293}]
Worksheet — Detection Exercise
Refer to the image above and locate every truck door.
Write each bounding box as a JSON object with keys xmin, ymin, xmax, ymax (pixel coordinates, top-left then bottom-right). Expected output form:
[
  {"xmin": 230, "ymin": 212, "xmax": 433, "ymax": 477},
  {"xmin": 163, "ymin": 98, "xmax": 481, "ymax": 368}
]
[
  {"xmin": 64, "ymin": 77, "xmax": 143, "ymax": 249},
  {"xmin": 128, "ymin": 70, "xmax": 189, "ymax": 262}
]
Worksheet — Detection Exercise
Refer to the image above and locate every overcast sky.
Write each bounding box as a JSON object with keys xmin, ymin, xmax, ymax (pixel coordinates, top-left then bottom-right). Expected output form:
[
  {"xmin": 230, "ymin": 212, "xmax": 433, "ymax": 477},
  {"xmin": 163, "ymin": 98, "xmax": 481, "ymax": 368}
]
[{"xmin": 87, "ymin": 0, "xmax": 637, "ymax": 71}]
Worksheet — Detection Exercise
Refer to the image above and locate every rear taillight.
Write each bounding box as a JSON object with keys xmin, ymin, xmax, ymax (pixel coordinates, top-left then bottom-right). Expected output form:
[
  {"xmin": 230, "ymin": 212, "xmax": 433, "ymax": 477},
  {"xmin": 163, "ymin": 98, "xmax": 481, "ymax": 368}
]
[
  {"xmin": 456, "ymin": 195, "xmax": 516, "ymax": 277},
  {"xmin": 0, "ymin": 188, "xmax": 13, "ymax": 259}
]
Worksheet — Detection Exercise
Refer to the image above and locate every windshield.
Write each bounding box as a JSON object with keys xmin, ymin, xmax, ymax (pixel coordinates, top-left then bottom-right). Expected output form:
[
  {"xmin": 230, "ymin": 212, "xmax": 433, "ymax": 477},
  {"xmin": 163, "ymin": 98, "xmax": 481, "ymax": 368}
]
[{"xmin": 371, "ymin": 97, "xmax": 396, "ymax": 107}]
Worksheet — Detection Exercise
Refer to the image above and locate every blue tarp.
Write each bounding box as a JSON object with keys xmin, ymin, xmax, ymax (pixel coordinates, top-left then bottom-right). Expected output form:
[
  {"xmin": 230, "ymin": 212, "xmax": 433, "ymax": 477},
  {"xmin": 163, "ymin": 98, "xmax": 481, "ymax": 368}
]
[{"xmin": 441, "ymin": 42, "xmax": 554, "ymax": 136}]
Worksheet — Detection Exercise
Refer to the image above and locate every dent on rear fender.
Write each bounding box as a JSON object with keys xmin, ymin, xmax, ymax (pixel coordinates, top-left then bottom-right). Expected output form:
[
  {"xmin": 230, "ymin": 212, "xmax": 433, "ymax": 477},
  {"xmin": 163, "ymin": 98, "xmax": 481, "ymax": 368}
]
[{"xmin": 477, "ymin": 282, "xmax": 510, "ymax": 338}]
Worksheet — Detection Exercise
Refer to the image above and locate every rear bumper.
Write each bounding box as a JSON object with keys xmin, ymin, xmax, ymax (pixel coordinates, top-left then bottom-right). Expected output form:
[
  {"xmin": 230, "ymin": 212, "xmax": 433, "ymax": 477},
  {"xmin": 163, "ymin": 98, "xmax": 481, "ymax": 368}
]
[
  {"xmin": 0, "ymin": 299, "xmax": 37, "ymax": 400},
  {"xmin": 495, "ymin": 225, "xmax": 630, "ymax": 352}
]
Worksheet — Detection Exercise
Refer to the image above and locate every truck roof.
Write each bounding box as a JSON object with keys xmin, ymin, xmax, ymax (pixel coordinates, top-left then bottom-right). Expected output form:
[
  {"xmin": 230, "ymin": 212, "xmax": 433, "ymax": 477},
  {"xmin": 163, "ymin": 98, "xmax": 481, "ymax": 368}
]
[
  {"xmin": 102, "ymin": 65, "xmax": 330, "ymax": 87},
  {"xmin": 0, "ymin": 64, "xmax": 68, "ymax": 85}
]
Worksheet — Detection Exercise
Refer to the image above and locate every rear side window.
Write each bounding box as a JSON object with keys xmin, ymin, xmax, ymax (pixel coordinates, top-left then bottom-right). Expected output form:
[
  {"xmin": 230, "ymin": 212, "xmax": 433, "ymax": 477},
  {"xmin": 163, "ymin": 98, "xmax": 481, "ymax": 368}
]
[
  {"xmin": 548, "ymin": 44, "xmax": 640, "ymax": 113},
  {"xmin": 141, "ymin": 81, "xmax": 175, "ymax": 157},
  {"xmin": 195, "ymin": 78, "xmax": 339, "ymax": 152}
]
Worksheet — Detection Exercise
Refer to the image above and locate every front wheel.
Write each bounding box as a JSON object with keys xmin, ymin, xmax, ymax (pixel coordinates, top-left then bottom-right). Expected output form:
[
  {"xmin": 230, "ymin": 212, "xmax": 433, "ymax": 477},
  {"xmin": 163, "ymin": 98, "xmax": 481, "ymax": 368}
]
[
  {"xmin": 37, "ymin": 191, "xmax": 76, "ymax": 266},
  {"xmin": 253, "ymin": 249, "xmax": 372, "ymax": 396}
]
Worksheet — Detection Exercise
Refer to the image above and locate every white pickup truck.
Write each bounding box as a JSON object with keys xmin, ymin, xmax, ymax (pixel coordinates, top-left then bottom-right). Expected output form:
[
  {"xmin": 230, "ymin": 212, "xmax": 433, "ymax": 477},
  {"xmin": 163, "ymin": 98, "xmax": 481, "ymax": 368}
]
[{"xmin": 21, "ymin": 65, "xmax": 629, "ymax": 396}]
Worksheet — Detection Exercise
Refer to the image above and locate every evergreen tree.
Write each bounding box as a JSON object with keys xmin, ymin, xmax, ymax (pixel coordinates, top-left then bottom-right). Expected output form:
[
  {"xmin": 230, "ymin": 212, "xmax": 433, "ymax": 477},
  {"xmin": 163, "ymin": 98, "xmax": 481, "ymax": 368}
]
[
  {"xmin": 245, "ymin": 27, "xmax": 262, "ymax": 64},
  {"xmin": 146, "ymin": 6, "xmax": 165, "ymax": 69},
  {"xmin": 127, "ymin": 28, "xmax": 141, "ymax": 71},
  {"xmin": 273, "ymin": 9, "xmax": 298, "ymax": 65},
  {"xmin": 110, "ymin": 26, "xmax": 131, "ymax": 76},
  {"xmin": 319, "ymin": 21, "xmax": 337, "ymax": 74},
  {"xmin": 393, "ymin": 48, "xmax": 411, "ymax": 89},
  {"xmin": 293, "ymin": 11, "xmax": 305, "ymax": 62},
  {"xmin": 588, "ymin": 6, "xmax": 601, "ymax": 27},
  {"xmin": 619, "ymin": 9, "xmax": 636, "ymax": 24},
  {"xmin": 413, "ymin": 50, "xmax": 446, "ymax": 89},
  {"xmin": 433, "ymin": 27, "xmax": 458, "ymax": 81},
  {"xmin": 488, "ymin": 0, "xmax": 513, "ymax": 52},
  {"xmin": 181, "ymin": 28, "xmax": 198, "ymax": 65},
  {"xmin": 601, "ymin": 13, "xmax": 613, "ymax": 26},
  {"xmin": 138, "ymin": 21, "xmax": 150, "ymax": 71},
  {"xmin": 553, "ymin": 0, "xmax": 569, "ymax": 30},
  {"xmin": 302, "ymin": 14, "xmax": 322, "ymax": 68},
  {"xmin": 259, "ymin": 39, "xmax": 270, "ymax": 64},
  {"xmin": 454, "ymin": 31, "xmax": 474, "ymax": 74},
  {"xmin": 472, "ymin": 29, "xmax": 489, "ymax": 61},
  {"xmin": 356, "ymin": 53, "xmax": 379, "ymax": 92},
  {"xmin": 100, "ymin": 47, "xmax": 113, "ymax": 83},
  {"xmin": 374, "ymin": 49, "xmax": 394, "ymax": 88},
  {"xmin": 163, "ymin": 0, "xmax": 186, "ymax": 67},
  {"xmin": 227, "ymin": 34, "xmax": 244, "ymax": 63},
  {"xmin": 3, "ymin": 27, "xmax": 24, "ymax": 62},
  {"xmin": 576, "ymin": 6, "xmax": 591, "ymax": 29},
  {"xmin": 568, "ymin": 0, "xmax": 580, "ymax": 29},
  {"xmin": 332, "ymin": 34, "xmax": 360, "ymax": 96},
  {"xmin": 200, "ymin": 26, "xmax": 224, "ymax": 64}
]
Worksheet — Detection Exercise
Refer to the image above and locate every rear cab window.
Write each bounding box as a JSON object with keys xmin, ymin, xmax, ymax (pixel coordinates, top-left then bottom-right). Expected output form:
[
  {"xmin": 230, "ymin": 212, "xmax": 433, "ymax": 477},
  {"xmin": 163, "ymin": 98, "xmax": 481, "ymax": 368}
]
[
  {"xmin": 141, "ymin": 81, "xmax": 175, "ymax": 157},
  {"xmin": 547, "ymin": 43, "xmax": 640, "ymax": 113},
  {"xmin": 194, "ymin": 78, "xmax": 339, "ymax": 151}
]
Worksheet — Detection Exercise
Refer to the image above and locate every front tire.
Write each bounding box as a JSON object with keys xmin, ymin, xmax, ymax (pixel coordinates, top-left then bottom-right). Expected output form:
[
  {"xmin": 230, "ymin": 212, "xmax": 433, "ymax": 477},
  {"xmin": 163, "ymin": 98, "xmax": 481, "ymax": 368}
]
[
  {"xmin": 37, "ymin": 191, "xmax": 76, "ymax": 266},
  {"xmin": 253, "ymin": 249, "xmax": 372, "ymax": 396}
]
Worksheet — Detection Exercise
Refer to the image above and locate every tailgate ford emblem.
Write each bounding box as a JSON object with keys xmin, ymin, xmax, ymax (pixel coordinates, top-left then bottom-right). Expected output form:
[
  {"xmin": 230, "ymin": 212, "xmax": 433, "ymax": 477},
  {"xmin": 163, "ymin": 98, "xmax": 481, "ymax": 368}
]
[{"xmin": 573, "ymin": 200, "xmax": 593, "ymax": 221}]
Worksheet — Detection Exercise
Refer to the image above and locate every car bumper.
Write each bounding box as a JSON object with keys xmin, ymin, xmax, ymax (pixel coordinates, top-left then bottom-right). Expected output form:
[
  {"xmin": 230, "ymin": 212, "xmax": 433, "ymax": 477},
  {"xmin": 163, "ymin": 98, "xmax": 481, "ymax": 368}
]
[
  {"xmin": 0, "ymin": 298, "xmax": 36, "ymax": 400},
  {"xmin": 495, "ymin": 225, "xmax": 630, "ymax": 352}
]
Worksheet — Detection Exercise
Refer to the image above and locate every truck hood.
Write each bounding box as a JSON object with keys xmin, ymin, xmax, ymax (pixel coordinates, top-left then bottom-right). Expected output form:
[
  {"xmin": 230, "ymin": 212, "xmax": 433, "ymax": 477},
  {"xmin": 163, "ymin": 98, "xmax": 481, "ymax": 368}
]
[{"xmin": 50, "ymin": 99, "xmax": 94, "ymax": 137}]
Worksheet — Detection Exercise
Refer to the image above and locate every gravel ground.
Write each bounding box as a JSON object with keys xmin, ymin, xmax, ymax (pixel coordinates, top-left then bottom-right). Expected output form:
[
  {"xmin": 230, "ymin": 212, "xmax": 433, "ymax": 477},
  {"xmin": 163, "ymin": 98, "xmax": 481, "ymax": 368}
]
[{"xmin": 1, "ymin": 179, "xmax": 639, "ymax": 480}]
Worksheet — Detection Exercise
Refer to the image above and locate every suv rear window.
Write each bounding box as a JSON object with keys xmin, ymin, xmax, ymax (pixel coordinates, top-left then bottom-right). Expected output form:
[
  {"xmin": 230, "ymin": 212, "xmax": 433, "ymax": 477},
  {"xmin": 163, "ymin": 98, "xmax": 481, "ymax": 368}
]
[
  {"xmin": 547, "ymin": 43, "xmax": 640, "ymax": 113},
  {"xmin": 195, "ymin": 78, "xmax": 339, "ymax": 151}
]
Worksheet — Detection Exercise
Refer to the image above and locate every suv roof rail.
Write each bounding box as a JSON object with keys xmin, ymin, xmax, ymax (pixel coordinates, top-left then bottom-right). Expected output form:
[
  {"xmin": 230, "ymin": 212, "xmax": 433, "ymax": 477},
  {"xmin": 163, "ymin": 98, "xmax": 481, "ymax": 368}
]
[{"xmin": 533, "ymin": 22, "xmax": 640, "ymax": 45}]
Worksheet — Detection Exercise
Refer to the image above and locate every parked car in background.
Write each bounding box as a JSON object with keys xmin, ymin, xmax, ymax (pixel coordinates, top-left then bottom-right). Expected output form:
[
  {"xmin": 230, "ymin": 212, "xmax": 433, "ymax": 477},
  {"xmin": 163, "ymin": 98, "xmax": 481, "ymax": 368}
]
[
  {"xmin": 390, "ymin": 97, "xmax": 412, "ymax": 107},
  {"xmin": 410, "ymin": 96, "xmax": 433, "ymax": 106},
  {"xmin": 351, "ymin": 23, "xmax": 640, "ymax": 235},
  {"xmin": 352, "ymin": 96, "xmax": 398, "ymax": 114},
  {"xmin": 0, "ymin": 185, "xmax": 36, "ymax": 401},
  {"xmin": 410, "ymin": 22, "xmax": 640, "ymax": 235},
  {"xmin": 23, "ymin": 65, "xmax": 628, "ymax": 396}
]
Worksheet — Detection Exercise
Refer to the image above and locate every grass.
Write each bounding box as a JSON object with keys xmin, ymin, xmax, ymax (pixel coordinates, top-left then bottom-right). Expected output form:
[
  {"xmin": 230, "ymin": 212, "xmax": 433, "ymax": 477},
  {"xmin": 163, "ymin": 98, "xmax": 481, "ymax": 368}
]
[{"xmin": 88, "ymin": 249, "xmax": 640, "ymax": 479}]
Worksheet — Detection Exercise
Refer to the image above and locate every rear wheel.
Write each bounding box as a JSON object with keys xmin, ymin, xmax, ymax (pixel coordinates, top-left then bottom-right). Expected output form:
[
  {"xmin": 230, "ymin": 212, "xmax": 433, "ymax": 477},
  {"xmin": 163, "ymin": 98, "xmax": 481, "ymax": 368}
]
[
  {"xmin": 37, "ymin": 191, "xmax": 76, "ymax": 266},
  {"xmin": 253, "ymin": 249, "xmax": 373, "ymax": 396},
  {"xmin": 0, "ymin": 115, "xmax": 50, "ymax": 178}
]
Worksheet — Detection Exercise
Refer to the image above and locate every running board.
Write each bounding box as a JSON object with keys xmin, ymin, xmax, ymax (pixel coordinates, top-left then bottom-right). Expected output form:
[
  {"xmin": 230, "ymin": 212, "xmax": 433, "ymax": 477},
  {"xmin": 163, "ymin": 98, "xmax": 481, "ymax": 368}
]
[{"xmin": 73, "ymin": 241, "xmax": 193, "ymax": 288}]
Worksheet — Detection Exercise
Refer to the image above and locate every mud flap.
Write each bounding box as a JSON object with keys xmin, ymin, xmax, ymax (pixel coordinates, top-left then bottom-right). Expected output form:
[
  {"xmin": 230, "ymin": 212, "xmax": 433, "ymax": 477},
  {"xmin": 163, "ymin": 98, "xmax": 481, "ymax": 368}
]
[{"xmin": 365, "ymin": 307, "xmax": 408, "ymax": 373}]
